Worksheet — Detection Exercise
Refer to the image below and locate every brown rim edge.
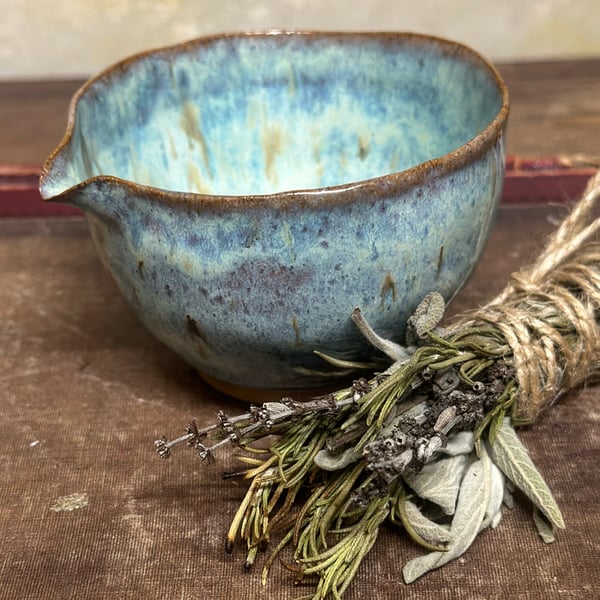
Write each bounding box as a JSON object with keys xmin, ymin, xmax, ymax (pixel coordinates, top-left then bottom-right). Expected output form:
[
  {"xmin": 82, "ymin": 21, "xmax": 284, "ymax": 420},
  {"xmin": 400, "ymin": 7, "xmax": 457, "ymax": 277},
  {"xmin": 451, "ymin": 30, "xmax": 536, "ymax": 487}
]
[{"xmin": 39, "ymin": 30, "xmax": 510, "ymax": 210}]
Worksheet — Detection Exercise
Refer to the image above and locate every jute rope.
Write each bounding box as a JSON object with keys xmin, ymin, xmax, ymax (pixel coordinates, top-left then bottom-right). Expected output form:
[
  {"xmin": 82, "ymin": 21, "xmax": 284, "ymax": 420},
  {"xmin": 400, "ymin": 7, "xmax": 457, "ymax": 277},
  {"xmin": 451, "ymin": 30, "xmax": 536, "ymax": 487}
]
[{"xmin": 455, "ymin": 172, "xmax": 600, "ymax": 423}]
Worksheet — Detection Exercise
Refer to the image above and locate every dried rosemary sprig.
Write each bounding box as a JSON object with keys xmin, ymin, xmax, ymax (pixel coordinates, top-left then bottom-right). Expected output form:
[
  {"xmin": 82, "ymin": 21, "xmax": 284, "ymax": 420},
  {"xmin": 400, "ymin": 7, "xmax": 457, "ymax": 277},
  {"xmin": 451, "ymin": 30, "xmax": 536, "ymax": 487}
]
[{"xmin": 156, "ymin": 172, "xmax": 600, "ymax": 598}]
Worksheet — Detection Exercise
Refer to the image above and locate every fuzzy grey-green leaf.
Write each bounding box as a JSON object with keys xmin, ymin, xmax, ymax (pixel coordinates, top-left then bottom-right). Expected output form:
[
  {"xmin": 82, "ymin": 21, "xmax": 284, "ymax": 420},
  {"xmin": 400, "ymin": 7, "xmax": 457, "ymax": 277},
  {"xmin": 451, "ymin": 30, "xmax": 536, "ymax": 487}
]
[
  {"xmin": 502, "ymin": 485, "xmax": 515, "ymax": 509},
  {"xmin": 403, "ymin": 447, "xmax": 491, "ymax": 583},
  {"xmin": 533, "ymin": 507, "xmax": 557, "ymax": 543},
  {"xmin": 439, "ymin": 431, "xmax": 475, "ymax": 457},
  {"xmin": 402, "ymin": 454, "xmax": 469, "ymax": 515},
  {"xmin": 489, "ymin": 418, "xmax": 564, "ymax": 529},
  {"xmin": 314, "ymin": 447, "xmax": 361, "ymax": 471},
  {"xmin": 403, "ymin": 497, "xmax": 452, "ymax": 545},
  {"xmin": 480, "ymin": 456, "xmax": 505, "ymax": 531}
]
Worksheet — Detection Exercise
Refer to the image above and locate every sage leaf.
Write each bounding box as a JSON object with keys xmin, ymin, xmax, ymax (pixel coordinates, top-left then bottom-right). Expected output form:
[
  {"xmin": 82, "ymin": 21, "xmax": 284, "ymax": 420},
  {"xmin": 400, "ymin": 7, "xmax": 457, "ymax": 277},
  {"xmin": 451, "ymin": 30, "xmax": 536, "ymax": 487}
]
[
  {"xmin": 480, "ymin": 458, "xmax": 505, "ymax": 531},
  {"xmin": 439, "ymin": 431, "xmax": 475, "ymax": 456},
  {"xmin": 402, "ymin": 544, "xmax": 444, "ymax": 584},
  {"xmin": 314, "ymin": 447, "xmax": 361, "ymax": 471},
  {"xmin": 400, "ymin": 496, "xmax": 452, "ymax": 548},
  {"xmin": 533, "ymin": 507, "xmax": 557, "ymax": 543},
  {"xmin": 502, "ymin": 486, "xmax": 515, "ymax": 509},
  {"xmin": 490, "ymin": 508, "xmax": 503, "ymax": 529},
  {"xmin": 402, "ymin": 454, "xmax": 469, "ymax": 515},
  {"xmin": 489, "ymin": 418, "xmax": 564, "ymax": 529},
  {"xmin": 403, "ymin": 446, "xmax": 491, "ymax": 584}
]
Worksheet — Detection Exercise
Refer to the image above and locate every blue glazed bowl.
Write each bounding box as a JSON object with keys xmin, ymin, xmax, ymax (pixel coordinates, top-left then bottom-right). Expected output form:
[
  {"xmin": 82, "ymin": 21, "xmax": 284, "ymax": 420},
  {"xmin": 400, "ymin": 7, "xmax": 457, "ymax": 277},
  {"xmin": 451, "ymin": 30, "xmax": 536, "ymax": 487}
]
[{"xmin": 40, "ymin": 31, "xmax": 509, "ymax": 400}]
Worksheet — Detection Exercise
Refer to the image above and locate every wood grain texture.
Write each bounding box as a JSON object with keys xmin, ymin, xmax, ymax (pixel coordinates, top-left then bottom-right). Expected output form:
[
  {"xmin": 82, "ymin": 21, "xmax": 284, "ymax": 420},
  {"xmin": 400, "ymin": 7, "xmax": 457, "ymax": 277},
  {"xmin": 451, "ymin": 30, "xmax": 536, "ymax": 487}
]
[{"xmin": 497, "ymin": 59, "xmax": 600, "ymax": 158}]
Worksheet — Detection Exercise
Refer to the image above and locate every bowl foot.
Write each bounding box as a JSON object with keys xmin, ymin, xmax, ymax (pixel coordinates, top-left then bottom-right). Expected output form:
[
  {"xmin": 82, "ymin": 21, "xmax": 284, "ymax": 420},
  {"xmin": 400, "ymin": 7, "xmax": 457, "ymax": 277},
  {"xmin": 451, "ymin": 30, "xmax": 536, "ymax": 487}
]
[{"xmin": 197, "ymin": 370, "xmax": 346, "ymax": 403}]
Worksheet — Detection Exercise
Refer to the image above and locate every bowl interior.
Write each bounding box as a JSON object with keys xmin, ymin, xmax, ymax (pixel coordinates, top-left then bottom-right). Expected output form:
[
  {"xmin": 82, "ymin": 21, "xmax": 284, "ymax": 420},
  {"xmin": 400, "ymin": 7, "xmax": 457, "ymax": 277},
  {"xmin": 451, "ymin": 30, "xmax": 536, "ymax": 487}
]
[{"xmin": 59, "ymin": 33, "xmax": 503, "ymax": 197}]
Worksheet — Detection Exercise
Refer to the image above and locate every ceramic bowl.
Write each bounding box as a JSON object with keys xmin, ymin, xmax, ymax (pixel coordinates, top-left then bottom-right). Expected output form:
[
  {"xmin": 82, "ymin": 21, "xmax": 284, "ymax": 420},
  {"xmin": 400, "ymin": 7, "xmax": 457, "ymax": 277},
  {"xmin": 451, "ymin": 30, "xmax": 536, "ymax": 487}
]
[{"xmin": 40, "ymin": 31, "xmax": 509, "ymax": 400}]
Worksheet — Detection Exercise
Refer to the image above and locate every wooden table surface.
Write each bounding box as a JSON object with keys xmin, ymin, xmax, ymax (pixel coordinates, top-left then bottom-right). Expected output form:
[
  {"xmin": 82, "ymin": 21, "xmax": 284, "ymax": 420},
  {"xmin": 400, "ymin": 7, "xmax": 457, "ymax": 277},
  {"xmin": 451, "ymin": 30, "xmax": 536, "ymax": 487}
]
[{"xmin": 1, "ymin": 60, "xmax": 599, "ymax": 600}]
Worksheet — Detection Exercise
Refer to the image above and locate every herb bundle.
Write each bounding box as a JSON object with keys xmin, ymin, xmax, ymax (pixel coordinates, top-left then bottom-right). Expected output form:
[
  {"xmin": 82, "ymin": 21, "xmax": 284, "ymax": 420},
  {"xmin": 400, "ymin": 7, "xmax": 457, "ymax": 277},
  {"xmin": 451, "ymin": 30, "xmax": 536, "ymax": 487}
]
[{"xmin": 156, "ymin": 172, "xmax": 600, "ymax": 599}]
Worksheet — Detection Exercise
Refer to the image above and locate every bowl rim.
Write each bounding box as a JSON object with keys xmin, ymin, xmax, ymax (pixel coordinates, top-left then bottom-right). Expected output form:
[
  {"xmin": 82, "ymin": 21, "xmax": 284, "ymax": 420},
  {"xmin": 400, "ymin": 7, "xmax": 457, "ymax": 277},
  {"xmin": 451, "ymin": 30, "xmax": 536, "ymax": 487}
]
[{"xmin": 39, "ymin": 30, "xmax": 510, "ymax": 210}]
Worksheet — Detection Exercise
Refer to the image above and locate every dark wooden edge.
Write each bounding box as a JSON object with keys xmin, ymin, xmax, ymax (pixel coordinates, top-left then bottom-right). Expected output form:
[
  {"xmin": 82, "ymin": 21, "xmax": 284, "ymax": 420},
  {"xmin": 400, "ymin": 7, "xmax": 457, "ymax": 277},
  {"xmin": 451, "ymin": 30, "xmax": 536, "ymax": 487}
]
[
  {"xmin": 0, "ymin": 160, "xmax": 597, "ymax": 218},
  {"xmin": 502, "ymin": 156, "xmax": 597, "ymax": 205}
]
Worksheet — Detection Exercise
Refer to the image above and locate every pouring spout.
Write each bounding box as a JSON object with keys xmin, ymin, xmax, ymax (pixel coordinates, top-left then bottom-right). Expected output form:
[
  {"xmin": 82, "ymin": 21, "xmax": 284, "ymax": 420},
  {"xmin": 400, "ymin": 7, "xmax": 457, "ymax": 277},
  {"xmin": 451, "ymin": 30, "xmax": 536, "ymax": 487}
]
[
  {"xmin": 38, "ymin": 84, "xmax": 133, "ymax": 220},
  {"xmin": 39, "ymin": 137, "xmax": 130, "ymax": 223},
  {"xmin": 39, "ymin": 171, "xmax": 136, "ymax": 228},
  {"xmin": 40, "ymin": 128, "xmax": 100, "ymax": 212}
]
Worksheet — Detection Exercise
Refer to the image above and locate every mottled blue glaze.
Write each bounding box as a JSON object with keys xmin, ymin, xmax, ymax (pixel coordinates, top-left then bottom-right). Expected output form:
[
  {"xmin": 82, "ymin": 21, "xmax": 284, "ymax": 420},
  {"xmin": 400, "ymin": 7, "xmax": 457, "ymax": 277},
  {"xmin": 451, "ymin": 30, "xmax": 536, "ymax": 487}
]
[{"xmin": 40, "ymin": 32, "xmax": 509, "ymax": 395}]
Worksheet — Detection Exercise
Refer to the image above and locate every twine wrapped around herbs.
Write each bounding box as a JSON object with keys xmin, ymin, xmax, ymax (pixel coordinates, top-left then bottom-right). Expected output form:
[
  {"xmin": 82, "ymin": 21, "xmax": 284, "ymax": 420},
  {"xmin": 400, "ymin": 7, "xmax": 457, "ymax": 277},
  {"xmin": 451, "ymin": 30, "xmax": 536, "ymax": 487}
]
[
  {"xmin": 452, "ymin": 170, "xmax": 600, "ymax": 424},
  {"xmin": 156, "ymin": 172, "xmax": 600, "ymax": 599}
]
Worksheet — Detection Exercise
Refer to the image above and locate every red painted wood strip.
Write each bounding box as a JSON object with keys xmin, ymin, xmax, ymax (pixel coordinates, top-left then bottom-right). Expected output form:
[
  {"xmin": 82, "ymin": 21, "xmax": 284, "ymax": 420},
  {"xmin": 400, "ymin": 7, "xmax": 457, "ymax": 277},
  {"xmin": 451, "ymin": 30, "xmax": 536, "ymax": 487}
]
[{"xmin": 0, "ymin": 165, "xmax": 83, "ymax": 217}]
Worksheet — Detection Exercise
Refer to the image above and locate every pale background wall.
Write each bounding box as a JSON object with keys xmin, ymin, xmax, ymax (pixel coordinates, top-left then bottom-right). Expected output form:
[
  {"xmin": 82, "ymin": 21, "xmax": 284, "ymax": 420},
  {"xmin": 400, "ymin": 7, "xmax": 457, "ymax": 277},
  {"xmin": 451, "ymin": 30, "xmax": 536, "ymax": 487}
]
[{"xmin": 1, "ymin": 0, "xmax": 599, "ymax": 79}]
